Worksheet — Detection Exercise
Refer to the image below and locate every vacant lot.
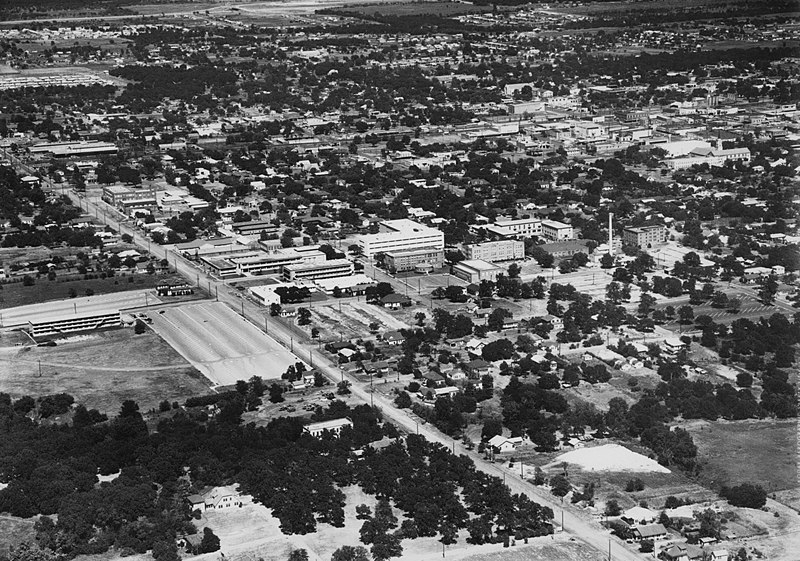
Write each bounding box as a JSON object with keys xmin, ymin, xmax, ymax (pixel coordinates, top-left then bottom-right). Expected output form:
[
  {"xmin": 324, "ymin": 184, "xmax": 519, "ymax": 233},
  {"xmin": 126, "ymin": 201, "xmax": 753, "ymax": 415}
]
[
  {"xmin": 148, "ymin": 301, "xmax": 299, "ymax": 386},
  {"xmin": 0, "ymin": 273, "xmax": 184, "ymax": 308},
  {"xmin": 310, "ymin": 301, "xmax": 409, "ymax": 342},
  {"xmin": 0, "ymin": 328, "xmax": 209, "ymax": 414},
  {"xmin": 683, "ymin": 418, "xmax": 798, "ymax": 493},
  {"xmin": 333, "ymin": 1, "xmax": 491, "ymax": 18},
  {"xmin": 0, "ymin": 515, "xmax": 36, "ymax": 553},
  {"xmin": 194, "ymin": 485, "xmax": 597, "ymax": 561}
]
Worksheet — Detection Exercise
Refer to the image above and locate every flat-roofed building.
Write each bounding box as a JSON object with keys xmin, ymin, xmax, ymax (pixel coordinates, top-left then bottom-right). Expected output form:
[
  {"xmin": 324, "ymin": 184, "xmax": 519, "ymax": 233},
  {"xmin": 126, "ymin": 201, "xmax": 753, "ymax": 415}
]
[
  {"xmin": 466, "ymin": 240, "xmax": 524, "ymax": 262},
  {"xmin": 283, "ymin": 259, "xmax": 354, "ymax": 281},
  {"xmin": 230, "ymin": 247, "xmax": 326, "ymax": 276},
  {"xmin": 248, "ymin": 284, "xmax": 283, "ymax": 306},
  {"xmin": 493, "ymin": 217, "xmax": 542, "ymax": 238},
  {"xmin": 623, "ymin": 225, "xmax": 667, "ymax": 249},
  {"xmin": 314, "ymin": 274, "xmax": 377, "ymax": 296},
  {"xmin": 452, "ymin": 259, "xmax": 504, "ymax": 283},
  {"xmin": 28, "ymin": 309, "xmax": 121, "ymax": 337},
  {"xmin": 102, "ymin": 184, "xmax": 158, "ymax": 210},
  {"xmin": 384, "ymin": 248, "xmax": 444, "ymax": 272},
  {"xmin": 304, "ymin": 418, "xmax": 353, "ymax": 437},
  {"xmin": 29, "ymin": 140, "xmax": 118, "ymax": 157},
  {"xmin": 539, "ymin": 239, "xmax": 590, "ymax": 258},
  {"xmin": 358, "ymin": 219, "xmax": 444, "ymax": 258},
  {"xmin": 541, "ymin": 219, "xmax": 574, "ymax": 241}
]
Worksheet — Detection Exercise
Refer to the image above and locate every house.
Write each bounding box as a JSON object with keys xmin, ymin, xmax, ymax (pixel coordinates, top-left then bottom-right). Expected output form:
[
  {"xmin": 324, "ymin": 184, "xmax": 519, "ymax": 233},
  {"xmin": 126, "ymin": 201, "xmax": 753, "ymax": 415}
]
[
  {"xmin": 465, "ymin": 359, "xmax": 492, "ymax": 376},
  {"xmin": 304, "ymin": 418, "xmax": 353, "ymax": 437},
  {"xmin": 660, "ymin": 543, "xmax": 704, "ymax": 561},
  {"xmin": 488, "ymin": 435, "xmax": 523, "ymax": 453},
  {"xmin": 632, "ymin": 523, "xmax": 668, "ymax": 541},
  {"xmin": 381, "ymin": 293, "xmax": 412, "ymax": 309},
  {"xmin": 465, "ymin": 338, "xmax": 486, "ymax": 353},
  {"xmin": 203, "ymin": 485, "xmax": 243, "ymax": 510},
  {"xmin": 188, "ymin": 485, "xmax": 243, "ymax": 512},
  {"xmin": 433, "ymin": 386, "xmax": 459, "ymax": 400},
  {"xmin": 383, "ymin": 330, "xmax": 404, "ymax": 345},
  {"xmin": 338, "ymin": 348, "xmax": 357, "ymax": 362},
  {"xmin": 623, "ymin": 506, "xmax": 657, "ymax": 525},
  {"xmin": 424, "ymin": 372, "xmax": 446, "ymax": 387}
]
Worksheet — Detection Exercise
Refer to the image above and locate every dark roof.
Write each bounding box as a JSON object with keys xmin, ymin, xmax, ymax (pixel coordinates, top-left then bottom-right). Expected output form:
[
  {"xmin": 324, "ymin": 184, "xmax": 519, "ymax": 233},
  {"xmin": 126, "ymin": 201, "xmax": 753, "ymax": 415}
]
[{"xmin": 381, "ymin": 293, "xmax": 411, "ymax": 304}]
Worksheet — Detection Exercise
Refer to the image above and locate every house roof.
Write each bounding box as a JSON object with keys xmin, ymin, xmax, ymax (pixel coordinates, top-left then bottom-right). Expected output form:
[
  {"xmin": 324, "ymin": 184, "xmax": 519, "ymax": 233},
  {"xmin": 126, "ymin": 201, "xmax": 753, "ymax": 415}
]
[
  {"xmin": 634, "ymin": 523, "xmax": 667, "ymax": 538},
  {"xmin": 381, "ymin": 293, "xmax": 411, "ymax": 304}
]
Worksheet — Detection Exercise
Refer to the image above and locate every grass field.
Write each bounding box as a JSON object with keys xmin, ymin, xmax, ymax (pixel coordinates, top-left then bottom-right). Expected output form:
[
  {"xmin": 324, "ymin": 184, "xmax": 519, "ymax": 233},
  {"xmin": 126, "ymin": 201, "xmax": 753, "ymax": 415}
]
[
  {"xmin": 685, "ymin": 418, "xmax": 798, "ymax": 493},
  {"xmin": 0, "ymin": 328, "xmax": 211, "ymax": 413},
  {"xmin": 0, "ymin": 273, "xmax": 187, "ymax": 309},
  {"xmin": 195, "ymin": 485, "xmax": 601, "ymax": 561},
  {"xmin": 0, "ymin": 515, "xmax": 36, "ymax": 554},
  {"xmin": 332, "ymin": 1, "xmax": 491, "ymax": 18}
]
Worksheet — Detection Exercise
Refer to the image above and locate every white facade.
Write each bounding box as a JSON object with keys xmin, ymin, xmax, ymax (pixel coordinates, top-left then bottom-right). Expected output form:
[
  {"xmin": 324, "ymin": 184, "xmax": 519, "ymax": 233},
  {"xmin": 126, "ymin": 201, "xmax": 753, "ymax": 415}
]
[
  {"xmin": 358, "ymin": 219, "xmax": 444, "ymax": 258},
  {"xmin": 493, "ymin": 217, "xmax": 543, "ymax": 238},
  {"xmin": 541, "ymin": 220, "xmax": 574, "ymax": 241},
  {"xmin": 466, "ymin": 240, "xmax": 525, "ymax": 262}
]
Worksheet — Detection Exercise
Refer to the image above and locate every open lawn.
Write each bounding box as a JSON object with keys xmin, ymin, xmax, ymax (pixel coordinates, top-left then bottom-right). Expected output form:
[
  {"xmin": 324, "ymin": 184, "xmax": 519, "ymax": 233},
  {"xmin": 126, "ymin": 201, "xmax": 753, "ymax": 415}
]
[
  {"xmin": 0, "ymin": 273, "xmax": 186, "ymax": 308},
  {"xmin": 0, "ymin": 515, "xmax": 36, "ymax": 553},
  {"xmin": 321, "ymin": 0, "xmax": 491, "ymax": 18},
  {"xmin": 190, "ymin": 486, "xmax": 600, "ymax": 561},
  {"xmin": 0, "ymin": 328, "xmax": 210, "ymax": 414},
  {"xmin": 682, "ymin": 418, "xmax": 798, "ymax": 493}
]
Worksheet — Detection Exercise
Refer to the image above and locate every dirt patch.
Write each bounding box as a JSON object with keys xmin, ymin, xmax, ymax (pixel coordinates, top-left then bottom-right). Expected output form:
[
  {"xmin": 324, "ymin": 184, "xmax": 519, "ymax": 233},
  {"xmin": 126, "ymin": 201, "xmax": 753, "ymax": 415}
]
[
  {"xmin": 0, "ymin": 329, "xmax": 210, "ymax": 414},
  {"xmin": 0, "ymin": 515, "xmax": 36, "ymax": 552}
]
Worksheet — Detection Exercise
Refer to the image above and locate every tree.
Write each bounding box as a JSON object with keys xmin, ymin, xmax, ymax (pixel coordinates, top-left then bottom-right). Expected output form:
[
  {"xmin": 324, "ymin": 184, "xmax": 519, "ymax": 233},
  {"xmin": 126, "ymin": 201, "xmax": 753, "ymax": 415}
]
[
  {"xmin": 600, "ymin": 253, "xmax": 614, "ymax": 269},
  {"xmin": 604, "ymin": 499, "xmax": 621, "ymax": 516},
  {"xmin": 507, "ymin": 263, "xmax": 521, "ymax": 278},
  {"xmin": 736, "ymin": 372, "xmax": 754, "ymax": 388},
  {"xmin": 269, "ymin": 383, "xmax": 284, "ymax": 403},
  {"xmin": 298, "ymin": 307, "xmax": 312, "ymax": 325},
  {"xmin": 550, "ymin": 474, "xmax": 571, "ymax": 498},
  {"xmin": 394, "ymin": 391, "xmax": 412, "ymax": 409},
  {"xmin": 678, "ymin": 305, "xmax": 694, "ymax": 324},
  {"xmin": 758, "ymin": 274, "xmax": 778, "ymax": 305},
  {"xmin": 639, "ymin": 539, "xmax": 654, "ymax": 553},
  {"xmin": 721, "ymin": 483, "xmax": 767, "ymax": 509},
  {"xmin": 199, "ymin": 528, "xmax": 220, "ymax": 553},
  {"xmin": 134, "ymin": 319, "xmax": 147, "ymax": 334},
  {"xmin": 331, "ymin": 546, "xmax": 370, "ymax": 561},
  {"xmin": 337, "ymin": 380, "xmax": 351, "ymax": 395},
  {"xmin": 288, "ymin": 549, "xmax": 309, "ymax": 561},
  {"xmin": 487, "ymin": 308, "xmax": 512, "ymax": 332},
  {"xmin": 270, "ymin": 303, "xmax": 282, "ymax": 316}
]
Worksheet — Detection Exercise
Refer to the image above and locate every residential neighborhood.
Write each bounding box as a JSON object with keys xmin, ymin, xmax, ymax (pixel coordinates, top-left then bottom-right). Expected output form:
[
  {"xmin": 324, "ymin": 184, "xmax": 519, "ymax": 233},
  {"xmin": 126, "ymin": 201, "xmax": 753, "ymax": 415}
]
[{"xmin": 0, "ymin": 1, "xmax": 797, "ymax": 561}]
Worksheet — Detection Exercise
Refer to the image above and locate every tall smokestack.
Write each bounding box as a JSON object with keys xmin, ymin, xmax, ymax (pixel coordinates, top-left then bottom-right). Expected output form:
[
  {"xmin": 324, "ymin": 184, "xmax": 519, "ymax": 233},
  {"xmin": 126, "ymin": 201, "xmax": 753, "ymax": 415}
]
[{"xmin": 608, "ymin": 213, "xmax": 614, "ymax": 256}]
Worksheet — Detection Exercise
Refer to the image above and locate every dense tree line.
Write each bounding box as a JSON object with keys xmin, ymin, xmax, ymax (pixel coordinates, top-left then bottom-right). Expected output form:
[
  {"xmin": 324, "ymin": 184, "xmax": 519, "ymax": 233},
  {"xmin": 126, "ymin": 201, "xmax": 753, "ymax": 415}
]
[{"xmin": 0, "ymin": 388, "xmax": 552, "ymax": 560}]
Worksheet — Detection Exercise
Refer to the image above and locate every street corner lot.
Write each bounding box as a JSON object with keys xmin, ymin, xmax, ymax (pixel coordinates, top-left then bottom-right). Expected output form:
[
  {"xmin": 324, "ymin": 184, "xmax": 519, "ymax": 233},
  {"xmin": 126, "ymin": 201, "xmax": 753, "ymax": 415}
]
[
  {"xmin": 310, "ymin": 301, "xmax": 410, "ymax": 341},
  {"xmin": 148, "ymin": 301, "xmax": 299, "ymax": 386},
  {"xmin": 0, "ymin": 328, "xmax": 210, "ymax": 414}
]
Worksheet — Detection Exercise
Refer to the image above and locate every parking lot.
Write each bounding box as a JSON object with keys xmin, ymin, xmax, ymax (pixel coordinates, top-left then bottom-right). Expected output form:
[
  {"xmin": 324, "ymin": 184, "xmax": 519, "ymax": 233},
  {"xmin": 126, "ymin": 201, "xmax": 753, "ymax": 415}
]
[{"xmin": 148, "ymin": 301, "xmax": 300, "ymax": 387}]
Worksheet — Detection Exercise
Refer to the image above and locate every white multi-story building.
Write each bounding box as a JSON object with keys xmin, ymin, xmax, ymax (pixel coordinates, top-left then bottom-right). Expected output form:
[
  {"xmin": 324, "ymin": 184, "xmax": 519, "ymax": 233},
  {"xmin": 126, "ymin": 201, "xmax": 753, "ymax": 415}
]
[
  {"xmin": 466, "ymin": 240, "xmax": 525, "ymax": 262},
  {"xmin": 541, "ymin": 220, "xmax": 575, "ymax": 241},
  {"xmin": 358, "ymin": 219, "xmax": 444, "ymax": 258},
  {"xmin": 493, "ymin": 217, "xmax": 543, "ymax": 238},
  {"xmin": 666, "ymin": 147, "xmax": 751, "ymax": 170}
]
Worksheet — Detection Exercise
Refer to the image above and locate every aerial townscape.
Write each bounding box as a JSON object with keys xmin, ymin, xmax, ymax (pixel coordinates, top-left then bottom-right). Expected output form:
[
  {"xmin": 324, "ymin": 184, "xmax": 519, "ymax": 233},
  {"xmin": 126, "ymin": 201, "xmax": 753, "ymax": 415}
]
[{"xmin": 0, "ymin": 1, "xmax": 798, "ymax": 561}]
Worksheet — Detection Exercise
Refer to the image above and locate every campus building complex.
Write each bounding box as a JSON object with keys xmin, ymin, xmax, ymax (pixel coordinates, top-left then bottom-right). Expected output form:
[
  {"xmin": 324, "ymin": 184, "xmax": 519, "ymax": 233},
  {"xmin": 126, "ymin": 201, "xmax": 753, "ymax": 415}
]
[{"xmin": 357, "ymin": 219, "xmax": 444, "ymax": 258}]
